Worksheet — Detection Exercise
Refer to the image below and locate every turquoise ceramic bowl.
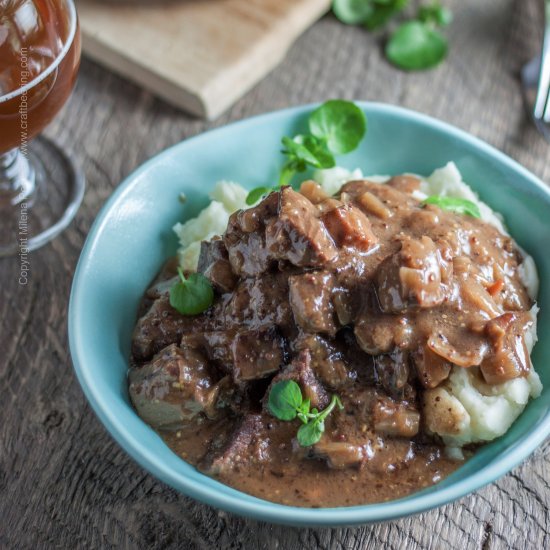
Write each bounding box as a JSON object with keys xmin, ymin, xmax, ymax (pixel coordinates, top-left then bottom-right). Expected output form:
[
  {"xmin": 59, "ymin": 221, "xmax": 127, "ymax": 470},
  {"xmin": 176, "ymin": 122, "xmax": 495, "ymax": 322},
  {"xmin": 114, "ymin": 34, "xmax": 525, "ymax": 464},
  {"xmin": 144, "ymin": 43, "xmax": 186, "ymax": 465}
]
[{"xmin": 69, "ymin": 103, "xmax": 550, "ymax": 526}]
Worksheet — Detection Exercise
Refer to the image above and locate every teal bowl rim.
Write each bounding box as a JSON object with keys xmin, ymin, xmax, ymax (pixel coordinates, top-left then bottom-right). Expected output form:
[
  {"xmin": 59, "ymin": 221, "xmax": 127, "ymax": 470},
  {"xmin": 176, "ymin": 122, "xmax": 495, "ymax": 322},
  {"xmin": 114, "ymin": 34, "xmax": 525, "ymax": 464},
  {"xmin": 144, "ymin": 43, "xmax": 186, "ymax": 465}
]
[{"xmin": 69, "ymin": 102, "xmax": 550, "ymax": 526}]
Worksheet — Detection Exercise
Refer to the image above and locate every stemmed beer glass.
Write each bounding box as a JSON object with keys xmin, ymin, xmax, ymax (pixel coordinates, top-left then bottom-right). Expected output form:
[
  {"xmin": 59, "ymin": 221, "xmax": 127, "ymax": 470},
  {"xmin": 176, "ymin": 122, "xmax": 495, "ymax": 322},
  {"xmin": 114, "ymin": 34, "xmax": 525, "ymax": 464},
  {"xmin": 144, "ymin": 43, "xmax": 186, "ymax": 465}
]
[{"xmin": 0, "ymin": 0, "xmax": 83, "ymax": 256}]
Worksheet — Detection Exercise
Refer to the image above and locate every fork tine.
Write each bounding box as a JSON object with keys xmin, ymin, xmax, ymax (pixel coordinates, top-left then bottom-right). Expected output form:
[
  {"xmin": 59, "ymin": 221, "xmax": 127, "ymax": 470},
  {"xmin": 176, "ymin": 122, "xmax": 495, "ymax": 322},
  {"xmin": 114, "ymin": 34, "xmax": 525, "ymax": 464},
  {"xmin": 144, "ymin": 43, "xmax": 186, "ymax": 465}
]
[
  {"xmin": 535, "ymin": 52, "xmax": 550, "ymax": 122},
  {"xmin": 536, "ymin": 2, "xmax": 550, "ymax": 122}
]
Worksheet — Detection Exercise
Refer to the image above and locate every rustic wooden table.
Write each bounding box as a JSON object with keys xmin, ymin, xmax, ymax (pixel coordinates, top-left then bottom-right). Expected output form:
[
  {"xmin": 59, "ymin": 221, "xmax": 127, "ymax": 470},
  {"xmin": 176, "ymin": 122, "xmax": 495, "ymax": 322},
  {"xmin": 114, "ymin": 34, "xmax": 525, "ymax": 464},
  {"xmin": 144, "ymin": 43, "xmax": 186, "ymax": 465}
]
[{"xmin": 2, "ymin": 0, "xmax": 549, "ymax": 548}]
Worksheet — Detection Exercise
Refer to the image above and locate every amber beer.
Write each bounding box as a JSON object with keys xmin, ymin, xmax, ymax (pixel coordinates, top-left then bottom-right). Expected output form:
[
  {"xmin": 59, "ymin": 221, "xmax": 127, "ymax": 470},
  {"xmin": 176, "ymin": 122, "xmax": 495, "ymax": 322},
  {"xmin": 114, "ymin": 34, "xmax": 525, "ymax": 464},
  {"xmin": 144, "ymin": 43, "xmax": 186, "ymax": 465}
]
[{"xmin": 0, "ymin": 0, "xmax": 81, "ymax": 154}]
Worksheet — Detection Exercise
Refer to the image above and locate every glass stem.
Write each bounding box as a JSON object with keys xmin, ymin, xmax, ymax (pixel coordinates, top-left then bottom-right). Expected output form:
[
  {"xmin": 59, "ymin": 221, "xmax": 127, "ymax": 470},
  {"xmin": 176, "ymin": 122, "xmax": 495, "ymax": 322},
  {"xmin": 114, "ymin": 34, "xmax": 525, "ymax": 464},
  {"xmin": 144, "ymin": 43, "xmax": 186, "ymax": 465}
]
[{"xmin": 0, "ymin": 148, "xmax": 35, "ymax": 207}]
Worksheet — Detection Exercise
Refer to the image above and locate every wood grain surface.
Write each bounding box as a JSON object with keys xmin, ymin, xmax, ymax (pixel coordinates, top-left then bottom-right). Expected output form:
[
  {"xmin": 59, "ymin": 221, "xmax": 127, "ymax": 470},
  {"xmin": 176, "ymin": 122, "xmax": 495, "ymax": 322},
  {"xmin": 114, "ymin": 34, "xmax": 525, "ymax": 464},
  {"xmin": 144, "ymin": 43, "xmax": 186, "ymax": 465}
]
[
  {"xmin": 2, "ymin": 0, "xmax": 550, "ymax": 548},
  {"xmin": 79, "ymin": 0, "xmax": 331, "ymax": 119}
]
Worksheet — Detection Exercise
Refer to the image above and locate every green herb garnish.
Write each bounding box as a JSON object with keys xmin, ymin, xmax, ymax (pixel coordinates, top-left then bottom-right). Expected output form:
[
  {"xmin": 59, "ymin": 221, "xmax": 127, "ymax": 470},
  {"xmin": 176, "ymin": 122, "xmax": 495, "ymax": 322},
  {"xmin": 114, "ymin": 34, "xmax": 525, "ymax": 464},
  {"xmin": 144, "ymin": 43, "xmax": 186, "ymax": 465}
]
[
  {"xmin": 365, "ymin": 0, "xmax": 409, "ymax": 31},
  {"xmin": 385, "ymin": 20, "xmax": 447, "ymax": 71},
  {"xmin": 333, "ymin": 0, "xmax": 409, "ymax": 28},
  {"xmin": 309, "ymin": 100, "xmax": 367, "ymax": 155},
  {"xmin": 169, "ymin": 267, "xmax": 214, "ymax": 315},
  {"xmin": 245, "ymin": 186, "xmax": 272, "ymax": 206},
  {"xmin": 418, "ymin": 3, "xmax": 452, "ymax": 26},
  {"xmin": 246, "ymin": 100, "xmax": 367, "ymax": 203},
  {"xmin": 422, "ymin": 196, "xmax": 481, "ymax": 218},
  {"xmin": 332, "ymin": 1, "xmax": 451, "ymax": 71},
  {"xmin": 267, "ymin": 380, "xmax": 344, "ymax": 447},
  {"xmin": 296, "ymin": 395, "xmax": 343, "ymax": 447},
  {"xmin": 279, "ymin": 134, "xmax": 336, "ymax": 186},
  {"xmin": 332, "ymin": 0, "xmax": 380, "ymax": 25},
  {"xmin": 268, "ymin": 380, "xmax": 306, "ymax": 420}
]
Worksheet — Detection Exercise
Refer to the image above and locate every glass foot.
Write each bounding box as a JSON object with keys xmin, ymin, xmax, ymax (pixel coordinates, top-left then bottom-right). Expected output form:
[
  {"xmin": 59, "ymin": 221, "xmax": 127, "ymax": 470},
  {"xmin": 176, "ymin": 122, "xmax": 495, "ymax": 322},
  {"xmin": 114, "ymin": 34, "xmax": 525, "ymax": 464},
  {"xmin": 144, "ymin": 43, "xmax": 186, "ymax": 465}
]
[{"xmin": 0, "ymin": 136, "xmax": 85, "ymax": 257}]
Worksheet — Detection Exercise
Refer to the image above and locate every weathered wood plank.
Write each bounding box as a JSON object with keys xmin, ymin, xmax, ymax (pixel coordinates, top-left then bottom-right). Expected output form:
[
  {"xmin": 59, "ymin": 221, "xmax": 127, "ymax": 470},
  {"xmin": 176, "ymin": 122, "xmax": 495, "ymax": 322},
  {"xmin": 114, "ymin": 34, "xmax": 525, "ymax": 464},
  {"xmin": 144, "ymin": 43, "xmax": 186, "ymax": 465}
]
[
  {"xmin": 79, "ymin": 0, "xmax": 331, "ymax": 119},
  {"xmin": 1, "ymin": 1, "xmax": 549, "ymax": 548}
]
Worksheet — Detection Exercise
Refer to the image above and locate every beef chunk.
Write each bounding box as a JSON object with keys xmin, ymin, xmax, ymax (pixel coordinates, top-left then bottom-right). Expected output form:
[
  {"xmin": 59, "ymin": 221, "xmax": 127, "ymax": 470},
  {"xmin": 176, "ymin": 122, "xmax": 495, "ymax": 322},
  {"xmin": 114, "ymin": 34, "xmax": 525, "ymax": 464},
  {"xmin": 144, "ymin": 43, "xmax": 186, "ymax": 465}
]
[
  {"xmin": 201, "ymin": 414, "xmax": 269, "ymax": 475},
  {"xmin": 294, "ymin": 334, "xmax": 350, "ymax": 388},
  {"xmin": 144, "ymin": 257, "xmax": 180, "ymax": 300},
  {"xmin": 132, "ymin": 295, "xmax": 199, "ymax": 362},
  {"xmin": 265, "ymin": 187, "xmax": 338, "ymax": 269},
  {"xmin": 182, "ymin": 328, "xmax": 284, "ymax": 382},
  {"xmin": 354, "ymin": 312, "xmax": 413, "ymax": 355},
  {"xmin": 224, "ymin": 192, "xmax": 279, "ymax": 277},
  {"xmin": 231, "ymin": 329, "xmax": 284, "ymax": 382},
  {"xmin": 180, "ymin": 331, "xmax": 235, "ymax": 371},
  {"xmin": 289, "ymin": 271, "xmax": 337, "ymax": 335},
  {"xmin": 374, "ymin": 350, "xmax": 411, "ymax": 399},
  {"xmin": 321, "ymin": 203, "xmax": 378, "ymax": 252},
  {"xmin": 333, "ymin": 286, "xmax": 355, "ymax": 325},
  {"xmin": 129, "ymin": 344, "xmax": 228, "ymax": 429},
  {"xmin": 144, "ymin": 275, "xmax": 179, "ymax": 302},
  {"xmin": 480, "ymin": 312, "xmax": 532, "ymax": 384},
  {"xmin": 372, "ymin": 397, "xmax": 420, "ymax": 437},
  {"xmin": 224, "ymin": 188, "xmax": 338, "ymax": 276},
  {"xmin": 375, "ymin": 236, "xmax": 452, "ymax": 312},
  {"xmin": 197, "ymin": 238, "xmax": 238, "ymax": 293},
  {"xmin": 267, "ymin": 350, "xmax": 329, "ymax": 409},
  {"xmin": 224, "ymin": 272, "xmax": 293, "ymax": 332},
  {"xmin": 310, "ymin": 439, "xmax": 372, "ymax": 469},
  {"xmin": 339, "ymin": 386, "xmax": 378, "ymax": 421}
]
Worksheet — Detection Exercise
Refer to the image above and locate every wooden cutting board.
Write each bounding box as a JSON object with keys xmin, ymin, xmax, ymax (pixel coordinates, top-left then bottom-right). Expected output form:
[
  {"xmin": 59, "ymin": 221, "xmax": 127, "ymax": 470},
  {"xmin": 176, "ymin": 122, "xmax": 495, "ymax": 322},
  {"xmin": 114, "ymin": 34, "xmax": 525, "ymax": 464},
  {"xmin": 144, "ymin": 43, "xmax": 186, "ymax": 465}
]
[{"xmin": 78, "ymin": 0, "xmax": 331, "ymax": 119}]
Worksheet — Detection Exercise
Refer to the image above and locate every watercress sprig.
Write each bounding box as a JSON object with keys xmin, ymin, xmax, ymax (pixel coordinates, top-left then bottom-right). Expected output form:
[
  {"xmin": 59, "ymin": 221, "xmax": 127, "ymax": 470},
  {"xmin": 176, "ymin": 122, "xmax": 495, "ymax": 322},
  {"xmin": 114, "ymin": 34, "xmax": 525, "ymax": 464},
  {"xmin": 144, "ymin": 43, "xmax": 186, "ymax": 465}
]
[
  {"xmin": 267, "ymin": 379, "xmax": 344, "ymax": 447},
  {"xmin": 297, "ymin": 395, "xmax": 343, "ymax": 447},
  {"xmin": 385, "ymin": 14, "xmax": 449, "ymax": 71},
  {"xmin": 246, "ymin": 100, "xmax": 366, "ymax": 204},
  {"xmin": 422, "ymin": 196, "xmax": 481, "ymax": 218},
  {"xmin": 308, "ymin": 100, "xmax": 367, "ymax": 155},
  {"xmin": 169, "ymin": 267, "xmax": 214, "ymax": 315},
  {"xmin": 418, "ymin": 2, "xmax": 452, "ymax": 26},
  {"xmin": 333, "ymin": 0, "xmax": 408, "ymax": 28},
  {"xmin": 363, "ymin": 0, "xmax": 409, "ymax": 31},
  {"xmin": 332, "ymin": 0, "xmax": 452, "ymax": 71}
]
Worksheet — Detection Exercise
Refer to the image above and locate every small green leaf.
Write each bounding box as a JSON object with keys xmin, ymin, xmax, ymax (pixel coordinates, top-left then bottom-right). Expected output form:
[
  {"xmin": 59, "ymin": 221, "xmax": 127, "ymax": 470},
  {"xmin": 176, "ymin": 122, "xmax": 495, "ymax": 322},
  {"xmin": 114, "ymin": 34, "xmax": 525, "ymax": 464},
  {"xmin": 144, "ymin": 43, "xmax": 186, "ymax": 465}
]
[
  {"xmin": 279, "ymin": 134, "xmax": 336, "ymax": 186},
  {"xmin": 282, "ymin": 135, "xmax": 336, "ymax": 170},
  {"xmin": 169, "ymin": 269, "xmax": 214, "ymax": 316},
  {"xmin": 300, "ymin": 398, "xmax": 311, "ymax": 416},
  {"xmin": 297, "ymin": 419, "xmax": 325, "ymax": 447},
  {"xmin": 309, "ymin": 100, "xmax": 367, "ymax": 155},
  {"xmin": 268, "ymin": 380, "xmax": 303, "ymax": 421},
  {"xmin": 297, "ymin": 135, "xmax": 336, "ymax": 169},
  {"xmin": 386, "ymin": 20, "xmax": 448, "ymax": 71},
  {"xmin": 282, "ymin": 136, "xmax": 321, "ymax": 167},
  {"xmin": 332, "ymin": 0, "xmax": 374, "ymax": 25},
  {"xmin": 363, "ymin": 0, "xmax": 408, "ymax": 30},
  {"xmin": 422, "ymin": 196, "xmax": 481, "ymax": 218},
  {"xmin": 296, "ymin": 395, "xmax": 343, "ymax": 447},
  {"xmin": 296, "ymin": 398, "xmax": 311, "ymax": 424},
  {"xmin": 418, "ymin": 4, "xmax": 453, "ymax": 27},
  {"xmin": 246, "ymin": 186, "xmax": 271, "ymax": 205},
  {"xmin": 278, "ymin": 158, "xmax": 305, "ymax": 187}
]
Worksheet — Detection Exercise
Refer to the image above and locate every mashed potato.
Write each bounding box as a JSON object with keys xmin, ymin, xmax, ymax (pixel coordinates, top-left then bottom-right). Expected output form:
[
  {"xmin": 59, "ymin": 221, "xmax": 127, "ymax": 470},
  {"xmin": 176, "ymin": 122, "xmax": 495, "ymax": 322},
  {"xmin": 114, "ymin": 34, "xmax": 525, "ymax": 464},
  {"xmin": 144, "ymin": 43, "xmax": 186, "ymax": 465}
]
[
  {"xmin": 173, "ymin": 181, "xmax": 249, "ymax": 271},
  {"xmin": 423, "ymin": 305, "xmax": 541, "ymax": 450},
  {"xmin": 173, "ymin": 163, "xmax": 542, "ymax": 449}
]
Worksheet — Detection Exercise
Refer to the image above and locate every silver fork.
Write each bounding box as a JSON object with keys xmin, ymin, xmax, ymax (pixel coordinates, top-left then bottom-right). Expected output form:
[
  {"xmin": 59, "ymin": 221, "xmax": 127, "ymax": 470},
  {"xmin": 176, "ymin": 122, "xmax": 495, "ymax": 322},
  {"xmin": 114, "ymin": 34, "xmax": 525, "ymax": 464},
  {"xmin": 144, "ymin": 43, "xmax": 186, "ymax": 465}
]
[{"xmin": 523, "ymin": 0, "xmax": 550, "ymax": 141}]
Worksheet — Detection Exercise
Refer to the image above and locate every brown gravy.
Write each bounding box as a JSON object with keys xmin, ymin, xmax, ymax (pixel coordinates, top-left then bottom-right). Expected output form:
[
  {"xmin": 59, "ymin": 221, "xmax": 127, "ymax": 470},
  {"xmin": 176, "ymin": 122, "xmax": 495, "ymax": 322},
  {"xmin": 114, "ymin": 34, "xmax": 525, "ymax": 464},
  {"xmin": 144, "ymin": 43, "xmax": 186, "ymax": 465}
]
[
  {"xmin": 161, "ymin": 419, "xmax": 460, "ymax": 507},
  {"xmin": 128, "ymin": 175, "xmax": 532, "ymax": 507}
]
